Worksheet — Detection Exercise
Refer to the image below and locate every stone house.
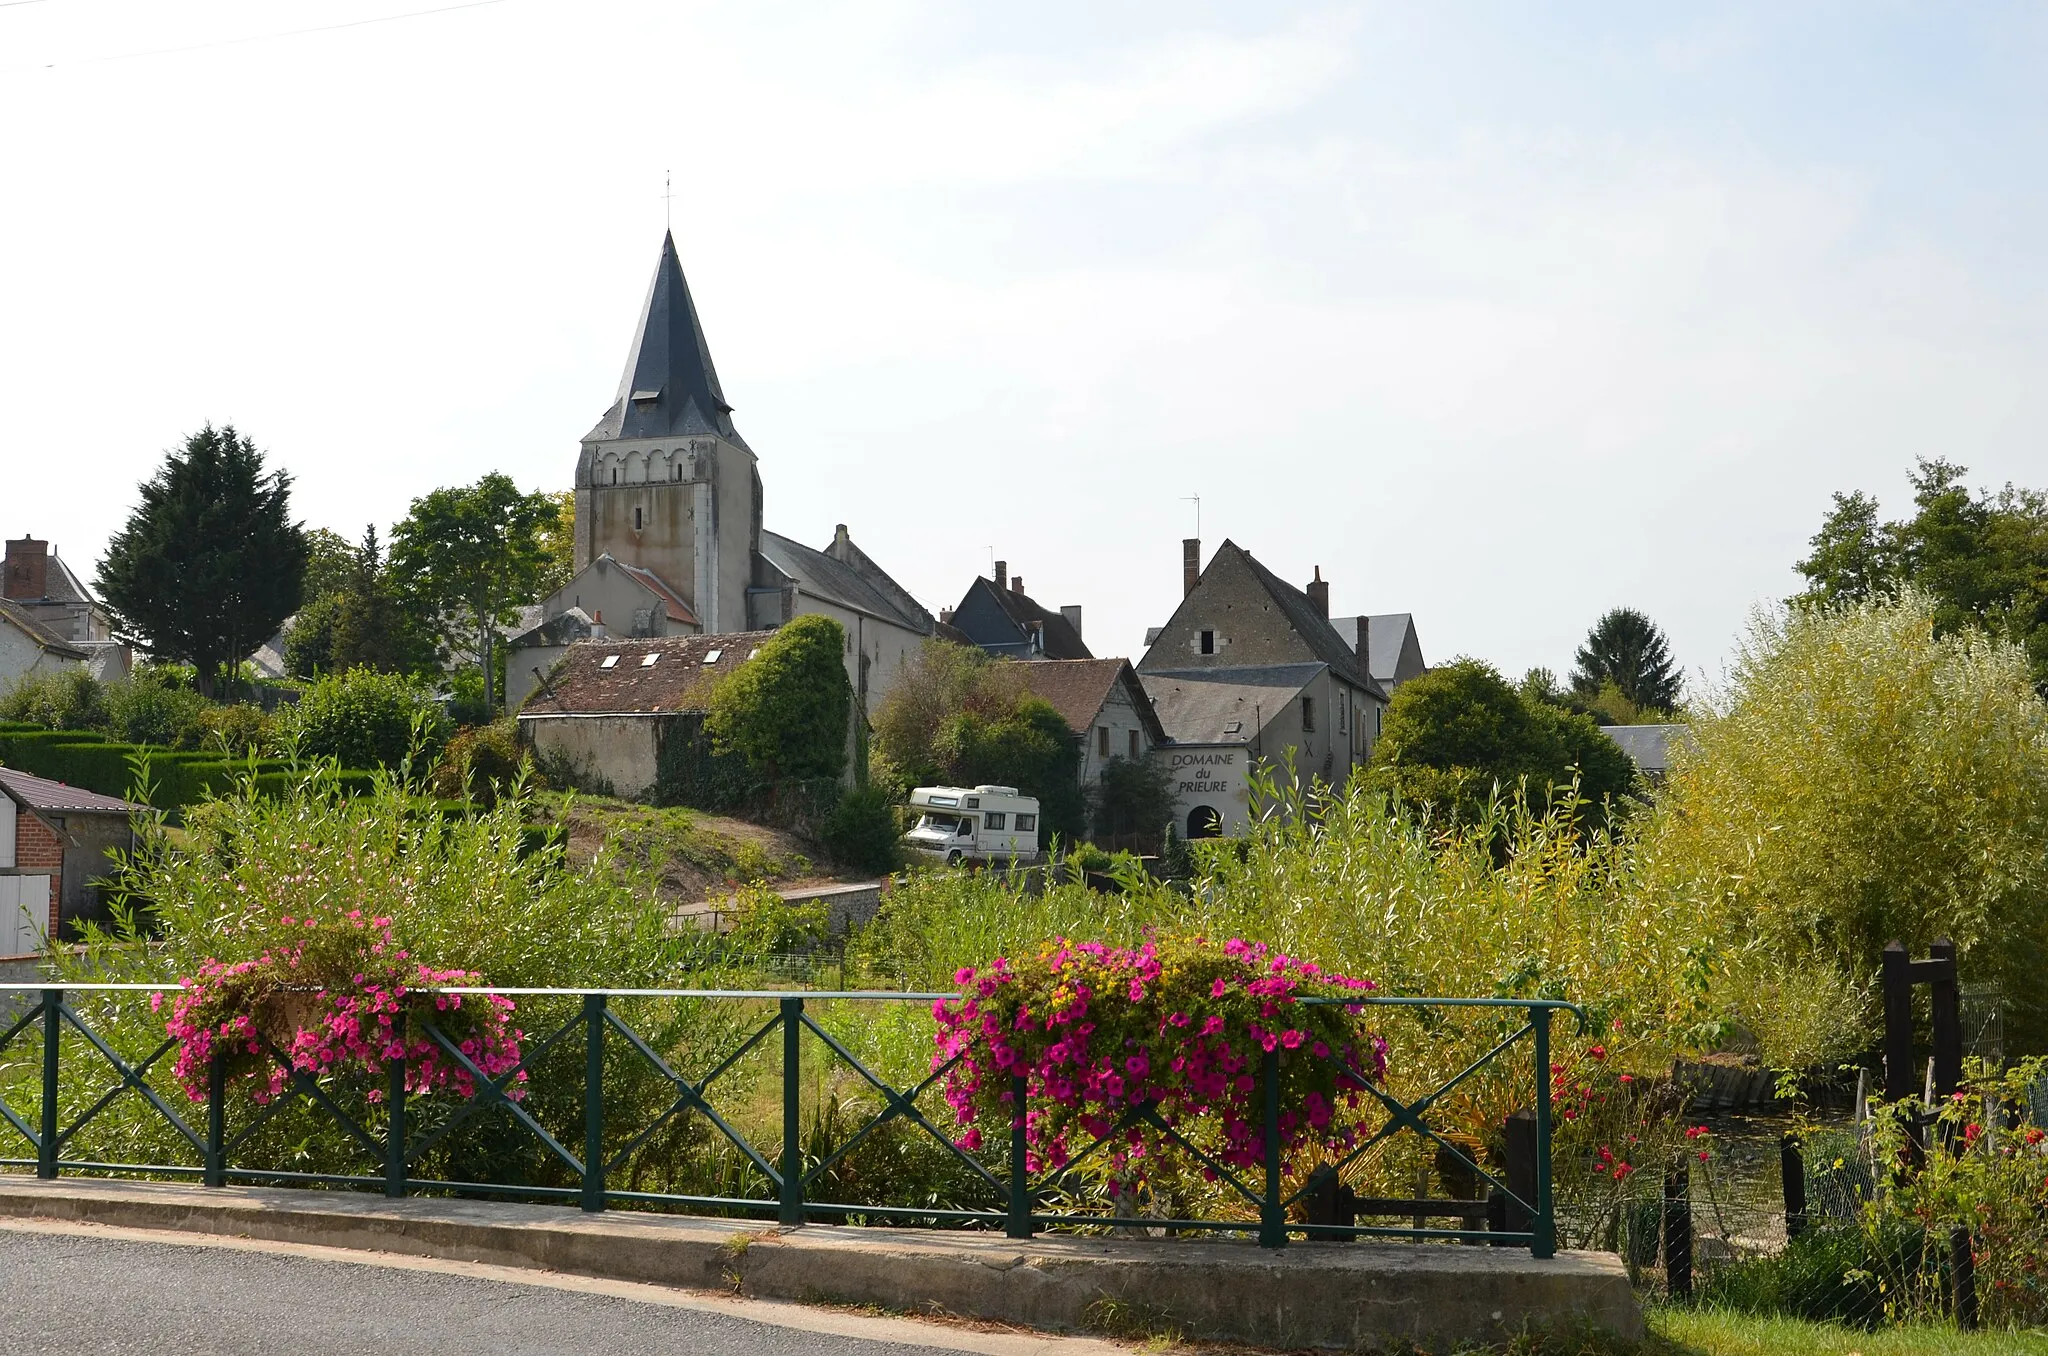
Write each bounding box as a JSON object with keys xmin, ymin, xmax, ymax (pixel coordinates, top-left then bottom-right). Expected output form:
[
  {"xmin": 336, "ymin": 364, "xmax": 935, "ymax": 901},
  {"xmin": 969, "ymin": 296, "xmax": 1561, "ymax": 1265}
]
[
  {"xmin": 517, "ymin": 631, "xmax": 774, "ymax": 801},
  {"xmin": 1137, "ymin": 539, "xmax": 1390, "ymax": 838},
  {"xmin": 2, "ymin": 538, "xmax": 129, "ymax": 680},
  {"xmin": 1007, "ymin": 658, "xmax": 1168, "ymax": 785},
  {"xmin": 0, "ymin": 599, "xmax": 88, "ymax": 693},
  {"xmin": 943, "ymin": 563, "xmax": 1090, "ymax": 660},
  {"xmin": 0, "ymin": 769, "xmax": 141, "ymax": 953},
  {"xmin": 1331, "ymin": 613, "xmax": 1428, "ymax": 692}
]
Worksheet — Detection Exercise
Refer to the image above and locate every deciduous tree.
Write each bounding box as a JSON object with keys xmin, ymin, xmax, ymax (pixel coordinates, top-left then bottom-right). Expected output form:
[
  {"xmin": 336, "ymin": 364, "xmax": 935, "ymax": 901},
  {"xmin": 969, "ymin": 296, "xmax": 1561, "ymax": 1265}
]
[{"xmin": 389, "ymin": 474, "xmax": 556, "ymax": 715}]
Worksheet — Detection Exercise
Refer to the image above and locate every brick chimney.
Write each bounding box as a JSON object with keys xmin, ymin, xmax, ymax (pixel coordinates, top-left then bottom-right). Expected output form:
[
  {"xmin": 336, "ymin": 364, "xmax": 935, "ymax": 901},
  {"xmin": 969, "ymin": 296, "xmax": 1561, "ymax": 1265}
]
[
  {"xmin": 993, "ymin": 560, "xmax": 1007, "ymax": 592},
  {"xmin": 1012, "ymin": 575, "xmax": 1025, "ymax": 595},
  {"xmin": 4, "ymin": 538, "xmax": 48, "ymax": 601},
  {"xmin": 1182, "ymin": 538, "xmax": 1201, "ymax": 598},
  {"xmin": 938, "ymin": 607, "xmax": 955, "ymax": 625},
  {"xmin": 1306, "ymin": 566, "xmax": 1329, "ymax": 620}
]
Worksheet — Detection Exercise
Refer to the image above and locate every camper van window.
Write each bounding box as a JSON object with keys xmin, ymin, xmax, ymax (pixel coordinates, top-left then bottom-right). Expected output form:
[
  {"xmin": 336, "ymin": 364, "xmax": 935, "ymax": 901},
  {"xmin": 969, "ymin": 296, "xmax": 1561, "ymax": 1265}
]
[
  {"xmin": 957, "ymin": 819, "xmax": 973, "ymax": 837},
  {"xmin": 928, "ymin": 795, "xmax": 959, "ymax": 808},
  {"xmin": 984, "ymin": 812, "xmax": 1006, "ymax": 831},
  {"xmin": 917, "ymin": 812, "xmax": 963, "ymax": 834},
  {"xmin": 965, "ymin": 797, "xmax": 980, "ymax": 808},
  {"xmin": 1015, "ymin": 814, "xmax": 1037, "ymax": 832}
]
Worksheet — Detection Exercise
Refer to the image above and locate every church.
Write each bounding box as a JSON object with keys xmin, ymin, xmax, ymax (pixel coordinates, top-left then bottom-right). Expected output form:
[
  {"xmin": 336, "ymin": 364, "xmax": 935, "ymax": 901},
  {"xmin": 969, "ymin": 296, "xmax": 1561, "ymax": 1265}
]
[{"xmin": 508, "ymin": 234, "xmax": 936, "ymax": 719}]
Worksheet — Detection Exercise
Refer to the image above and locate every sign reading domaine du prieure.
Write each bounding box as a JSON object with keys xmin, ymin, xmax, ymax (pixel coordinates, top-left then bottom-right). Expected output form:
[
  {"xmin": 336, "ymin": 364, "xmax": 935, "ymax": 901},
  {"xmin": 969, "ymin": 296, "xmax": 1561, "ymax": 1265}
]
[{"xmin": 1163, "ymin": 747, "xmax": 1252, "ymax": 833}]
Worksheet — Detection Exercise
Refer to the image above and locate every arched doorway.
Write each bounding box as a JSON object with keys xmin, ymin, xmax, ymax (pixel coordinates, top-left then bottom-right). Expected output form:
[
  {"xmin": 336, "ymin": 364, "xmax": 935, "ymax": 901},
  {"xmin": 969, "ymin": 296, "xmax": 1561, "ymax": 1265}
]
[{"xmin": 1186, "ymin": 805, "xmax": 1222, "ymax": 839}]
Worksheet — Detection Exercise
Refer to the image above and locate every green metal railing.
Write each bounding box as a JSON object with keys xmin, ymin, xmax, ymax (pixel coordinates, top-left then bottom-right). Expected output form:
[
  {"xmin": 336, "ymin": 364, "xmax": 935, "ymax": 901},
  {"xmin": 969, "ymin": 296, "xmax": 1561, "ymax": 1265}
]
[{"xmin": 0, "ymin": 984, "xmax": 1582, "ymax": 1254}]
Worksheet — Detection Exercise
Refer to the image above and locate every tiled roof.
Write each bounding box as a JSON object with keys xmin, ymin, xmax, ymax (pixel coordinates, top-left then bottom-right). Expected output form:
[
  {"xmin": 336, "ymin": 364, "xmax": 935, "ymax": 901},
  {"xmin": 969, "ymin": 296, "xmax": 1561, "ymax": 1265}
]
[
  {"xmin": 0, "ymin": 767, "xmax": 142, "ymax": 814},
  {"xmin": 1007, "ymin": 658, "xmax": 1166, "ymax": 742},
  {"xmin": 759, "ymin": 531, "xmax": 932, "ymax": 634},
  {"xmin": 44, "ymin": 553, "xmax": 97, "ymax": 607},
  {"xmin": 0, "ymin": 599, "xmax": 87, "ymax": 659},
  {"xmin": 1140, "ymin": 664, "xmax": 1325, "ymax": 745},
  {"xmin": 981, "ymin": 579, "xmax": 1090, "ymax": 659},
  {"xmin": 517, "ymin": 631, "xmax": 776, "ymax": 717},
  {"xmin": 1231, "ymin": 545, "xmax": 1375, "ymax": 692}
]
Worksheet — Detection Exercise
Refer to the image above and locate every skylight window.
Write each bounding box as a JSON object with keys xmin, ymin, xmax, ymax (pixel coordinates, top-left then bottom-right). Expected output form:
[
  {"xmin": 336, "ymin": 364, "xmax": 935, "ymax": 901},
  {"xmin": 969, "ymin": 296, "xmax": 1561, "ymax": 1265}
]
[
  {"xmin": 1224, "ymin": 720, "xmax": 1242, "ymax": 735},
  {"xmin": 748, "ymin": 648, "xmax": 759, "ymax": 659},
  {"xmin": 600, "ymin": 655, "xmax": 619, "ymax": 670},
  {"xmin": 704, "ymin": 649, "xmax": 723, "ymax": 664},
  {"xmin": 641, "ymin": 653, "xmax": 660, "ymax": 667}
]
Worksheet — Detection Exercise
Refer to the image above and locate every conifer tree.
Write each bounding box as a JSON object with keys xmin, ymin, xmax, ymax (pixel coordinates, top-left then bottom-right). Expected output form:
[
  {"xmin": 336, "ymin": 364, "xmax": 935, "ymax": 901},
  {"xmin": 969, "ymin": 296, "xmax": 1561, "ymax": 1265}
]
[
  {"xmin": 1570, "ymin": 608, "xmax": 1682, "ymax": 713},
  {"xmin": 98, "ymin": 424, "xmax": 308, "ymax": 697}
]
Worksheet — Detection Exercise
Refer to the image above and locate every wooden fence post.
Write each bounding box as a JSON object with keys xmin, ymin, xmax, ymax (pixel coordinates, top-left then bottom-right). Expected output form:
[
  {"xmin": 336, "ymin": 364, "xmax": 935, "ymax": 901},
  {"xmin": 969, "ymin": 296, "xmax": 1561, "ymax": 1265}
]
[
  {"xmin": 1779, "ymin": 1133, "xmax": 1806, "ymax": 1241},
  {"xmin": 1663, "ymin": 1163, "xmax": 1692, "ymax": 1300}
]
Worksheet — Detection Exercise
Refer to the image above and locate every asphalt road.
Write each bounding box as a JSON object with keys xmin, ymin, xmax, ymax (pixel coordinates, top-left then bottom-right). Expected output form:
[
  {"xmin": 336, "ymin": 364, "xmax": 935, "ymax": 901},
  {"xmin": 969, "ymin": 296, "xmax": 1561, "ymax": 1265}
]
[{"xmin": 0, "ymin": 1230, "xmax": 974, "ymax": 1356}]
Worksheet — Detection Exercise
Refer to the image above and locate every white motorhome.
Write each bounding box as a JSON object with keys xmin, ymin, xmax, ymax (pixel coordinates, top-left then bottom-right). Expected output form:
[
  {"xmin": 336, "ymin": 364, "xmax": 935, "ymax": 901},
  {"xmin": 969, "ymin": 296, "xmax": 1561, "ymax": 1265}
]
[{"xmin": 903, "ymin": 785, "xmax": 1041, "ymax": 867}]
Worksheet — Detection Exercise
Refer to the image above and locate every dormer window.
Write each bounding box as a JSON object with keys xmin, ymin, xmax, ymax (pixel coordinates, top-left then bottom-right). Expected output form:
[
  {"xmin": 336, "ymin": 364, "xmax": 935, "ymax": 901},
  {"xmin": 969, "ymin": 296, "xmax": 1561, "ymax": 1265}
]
[{"xmin": 640, "ymin": 653, "xmax": 659, "ymax": 667}]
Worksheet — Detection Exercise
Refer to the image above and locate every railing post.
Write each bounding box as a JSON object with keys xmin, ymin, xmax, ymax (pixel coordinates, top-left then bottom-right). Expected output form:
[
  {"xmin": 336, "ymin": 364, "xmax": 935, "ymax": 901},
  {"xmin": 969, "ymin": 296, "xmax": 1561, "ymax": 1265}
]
[
  {"xmin": 1663, "ymin": 1162, "xmax": 1693, "ymax": 1299},
  {"xmin": 1007, "ymin": 1073, "xmax": 1032, "ymax": 1239},
  {"xmin": 582, "ymin": 993, "xmax": 607, "ymax": 1213},
  {"xmin": 37, "ymin": 989, "xmax": 59, "ymax": 1179},
  {"xmin": 385, "ymin": 1009, "xmax": 407, "ymax": 1198},
  {"xmin": 779, "ymin": 995, "xmax": 804, "ymax": 1227},
  {"xmin": 1259, "ymin": 1045, "xmax": 1285, "ymax": 1248},
  {"xmin": 205, "ymin": 1045, "xmax": 226, "ymax": 1188},
  {"xmin": 1531, "ymin": 1005, "xmax": 1555, "ymax": 1259}
]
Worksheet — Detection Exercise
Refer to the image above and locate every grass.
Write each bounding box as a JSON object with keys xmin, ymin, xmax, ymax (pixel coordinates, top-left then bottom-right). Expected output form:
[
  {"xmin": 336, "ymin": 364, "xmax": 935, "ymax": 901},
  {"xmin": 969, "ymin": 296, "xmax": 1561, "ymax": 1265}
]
[{"xmin": 1645, "ymin": 1307, "xmax": 2048, "ymax": 1356}]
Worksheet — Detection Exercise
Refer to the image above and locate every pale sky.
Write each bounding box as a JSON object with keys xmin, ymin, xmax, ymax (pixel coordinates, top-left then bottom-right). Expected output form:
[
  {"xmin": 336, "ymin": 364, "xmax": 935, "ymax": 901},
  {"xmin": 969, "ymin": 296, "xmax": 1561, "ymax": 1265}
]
[{"xmin": 5, "ymin": 2, "xmax": 2045, "ymax": 688}]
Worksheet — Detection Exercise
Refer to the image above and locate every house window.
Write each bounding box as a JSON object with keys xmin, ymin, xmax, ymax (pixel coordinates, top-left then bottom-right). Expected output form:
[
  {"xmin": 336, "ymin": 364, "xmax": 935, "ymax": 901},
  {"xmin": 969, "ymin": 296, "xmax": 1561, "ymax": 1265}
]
[
  {"xmin": 1199, "ymin": 630, "xmax": 1215, "ymax": 655},
  {"xmin": 1338, "ymin": 693, "xmax": 1349, "ymax": 736},
  {"xmin": 1098, "ymin": 726, "xmax": 1110, "ymax": 757},
  {"xmin": 611, "ymin": 468, "xmax": 618, "ymax": 484},
  {"xmin": 985, "ymin": 812, "xmax": 1007, "ymax": 830},
  {"xmin": 1015, "ymin": 813, "xmax": 1037, "ymax": 833},
  {"xmin": 1128, "ymin": 729, "xmax": 1140, "ymax": 758},
  {"xmin": 1301, "ymin": 696, "xmax": 1315, "ymax": 732}
]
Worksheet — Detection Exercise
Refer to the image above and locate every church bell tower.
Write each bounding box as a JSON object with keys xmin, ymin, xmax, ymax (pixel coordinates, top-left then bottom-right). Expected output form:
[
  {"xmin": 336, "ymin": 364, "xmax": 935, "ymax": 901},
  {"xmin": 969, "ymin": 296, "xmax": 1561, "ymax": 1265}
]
[{"xmin": 574, "ymin": 233, "xmax": 762, "ymax": 634}]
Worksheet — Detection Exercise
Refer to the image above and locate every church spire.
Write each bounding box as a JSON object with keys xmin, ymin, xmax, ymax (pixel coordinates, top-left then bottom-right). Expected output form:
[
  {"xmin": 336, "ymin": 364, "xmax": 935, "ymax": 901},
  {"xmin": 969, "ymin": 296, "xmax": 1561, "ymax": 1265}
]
[{"xmin": 588, "ymin": 231, "xmax": 744, "ymax": 446}]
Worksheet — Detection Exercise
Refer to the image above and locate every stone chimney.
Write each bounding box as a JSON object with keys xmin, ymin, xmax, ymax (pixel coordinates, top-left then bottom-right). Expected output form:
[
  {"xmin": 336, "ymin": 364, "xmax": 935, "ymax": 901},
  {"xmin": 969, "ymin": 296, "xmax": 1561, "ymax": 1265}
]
[
  {"xmin": 828, "ymin": 523, "xmax": 853, "ymax": 562},
  {"xmin": 1060, "ymin": 605, "xmax": 1082, "ymax": 640},
  {"xmin": 993, "ymin": 560, "xmax": 1007, "ymax": 592},
  {"xmin": 1182, "ymin": 538, "xmax": 1201, "ymax": 598},
  {"xmin": 590, "ymin": 610, "xmax": 608, "ymax": 640},
  {"xmin": 1306, "ymin": 566, "xmax": 1329, "ymax": 620},
  {"xmin": 4, "ymin": 538, "xmax": 48, "ymax": 601}
]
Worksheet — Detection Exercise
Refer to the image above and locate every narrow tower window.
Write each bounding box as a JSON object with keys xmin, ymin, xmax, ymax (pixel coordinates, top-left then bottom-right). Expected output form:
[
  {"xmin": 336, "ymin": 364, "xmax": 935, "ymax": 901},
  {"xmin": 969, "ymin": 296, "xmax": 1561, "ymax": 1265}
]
[{"xmin": 634, "ymin": 506, "xmax": 643, "ymax": 530}]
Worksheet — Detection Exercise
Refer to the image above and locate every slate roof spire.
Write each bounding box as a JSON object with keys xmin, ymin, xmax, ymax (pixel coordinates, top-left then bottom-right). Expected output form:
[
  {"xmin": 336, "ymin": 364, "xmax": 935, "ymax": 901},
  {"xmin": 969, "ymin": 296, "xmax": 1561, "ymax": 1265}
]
[{"xmin": 587, "ymin": 231, "xmax": 747, "ymax": 446}]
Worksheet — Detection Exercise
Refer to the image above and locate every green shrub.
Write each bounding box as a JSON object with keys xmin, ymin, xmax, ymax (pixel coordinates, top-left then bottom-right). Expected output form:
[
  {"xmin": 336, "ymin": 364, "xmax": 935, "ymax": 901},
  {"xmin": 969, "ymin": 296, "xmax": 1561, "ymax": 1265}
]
[
  {"xmin": 0, "ymin": 667, "xmax": 107, "ymax": 730},
  {"xmin": 724, "ymin": 881, "xmax": 829, "ymax": 955},
  {"xmin": 430, "ymin": 718, "xmax": 528, "ymax": 806},
  {"xmin": 706, "ymin": 614, "xmax": 850, "ymax": 782},
  {"xmin": 820, "ymin": 785, "xmax": 901, "ymax": 875},
  {"xmin": 103, "ymin": 669, "xmax": 211, "ymax": 747},
  {"xmin": 200, "ymin": 702, "xmax": 276, "ymax": 756},
  {"xmin": 287, "ymin": 667, "xmax": 446, "ymax": 770}
]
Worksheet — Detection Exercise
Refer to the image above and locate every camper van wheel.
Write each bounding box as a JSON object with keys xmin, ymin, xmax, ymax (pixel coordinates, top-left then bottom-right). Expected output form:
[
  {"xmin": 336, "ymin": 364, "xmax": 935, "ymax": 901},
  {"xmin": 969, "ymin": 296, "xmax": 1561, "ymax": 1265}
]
[{"xmin": 946, "ymin": 850, "xmax": 963, "ymax": 867}]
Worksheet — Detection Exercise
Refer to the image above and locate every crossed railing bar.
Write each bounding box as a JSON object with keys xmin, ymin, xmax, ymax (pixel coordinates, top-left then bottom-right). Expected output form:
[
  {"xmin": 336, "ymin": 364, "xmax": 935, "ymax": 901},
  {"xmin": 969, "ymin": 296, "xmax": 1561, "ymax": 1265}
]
[{"xmin": 0, "ymin": 984, "xmax": 1582, "ymax": 1254}]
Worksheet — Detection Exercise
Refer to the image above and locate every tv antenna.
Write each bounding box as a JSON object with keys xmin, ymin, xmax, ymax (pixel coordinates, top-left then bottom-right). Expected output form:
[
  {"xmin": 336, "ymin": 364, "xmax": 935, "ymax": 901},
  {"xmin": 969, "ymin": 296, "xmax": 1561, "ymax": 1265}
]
[{"xmin": 1182, "ymin": 494, "xmax": 1201, "ymax": 538}]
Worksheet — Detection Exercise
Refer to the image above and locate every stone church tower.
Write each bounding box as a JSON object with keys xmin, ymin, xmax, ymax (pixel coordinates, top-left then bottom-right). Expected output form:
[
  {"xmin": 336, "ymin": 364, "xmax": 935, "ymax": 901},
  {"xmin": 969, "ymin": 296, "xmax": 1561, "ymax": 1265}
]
[{"xmin": 574, "ymin": 232, "xmax": 762, "ymax": 634}]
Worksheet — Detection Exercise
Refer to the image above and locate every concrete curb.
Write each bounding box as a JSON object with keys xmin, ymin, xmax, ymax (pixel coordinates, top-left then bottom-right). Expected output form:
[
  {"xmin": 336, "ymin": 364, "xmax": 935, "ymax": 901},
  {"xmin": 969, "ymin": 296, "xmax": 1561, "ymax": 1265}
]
[{"xmin": 0, "ymin": 1178, "xmax": 1642, "ymax": 1349}]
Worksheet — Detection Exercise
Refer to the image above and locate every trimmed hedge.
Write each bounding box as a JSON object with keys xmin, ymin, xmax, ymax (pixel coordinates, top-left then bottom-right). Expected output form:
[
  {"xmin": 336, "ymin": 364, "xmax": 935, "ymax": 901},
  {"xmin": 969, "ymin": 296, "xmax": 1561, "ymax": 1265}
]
[{"xmin": 0, "ymin": 727, "xmax": 373, "ymax": 812}]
